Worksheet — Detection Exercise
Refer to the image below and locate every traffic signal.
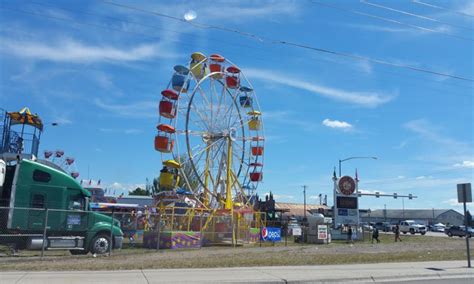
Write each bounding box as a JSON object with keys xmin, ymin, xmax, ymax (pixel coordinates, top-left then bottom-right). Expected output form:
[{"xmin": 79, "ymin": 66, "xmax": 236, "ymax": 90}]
[
  {"xmin": 408, "ymin": 194, "xmax": 413, "ymax": 200},
  {"xmin": 375, "ymin": 192, "xmax": 380, "ymax": 198},
  {"xmin": 394, "ymin": 193, "xmax": 398, "ymax": 199}
]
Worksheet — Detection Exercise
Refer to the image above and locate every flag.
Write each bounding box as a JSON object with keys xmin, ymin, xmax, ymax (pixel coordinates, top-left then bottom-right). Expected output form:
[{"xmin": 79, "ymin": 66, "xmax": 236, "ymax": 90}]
[
  {"xmin": 97, "ymin": 179, "xmax": 101, "ymax": 185},
  {"xmin": 332, "ymin": 167, "xmax": 337, "ymax": 180},
  {"xmin": 89, "ymin": 179, "xmax": 92, "ymax": 185},
  {"xmin": 80, "ymin": 180, "xmax": 83, "ymax": 185},
  {"xmin": 355, "ymin": 168, "xmax": 359, "ymax": 182}
]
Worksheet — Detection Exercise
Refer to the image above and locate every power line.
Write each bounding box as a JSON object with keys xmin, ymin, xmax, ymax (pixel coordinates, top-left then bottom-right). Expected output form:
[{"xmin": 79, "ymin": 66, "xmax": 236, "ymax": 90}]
[
  {"xmin": 361, "ymin": 0, "xmax": 474, "ymax": 32},
  {"xmin": 101, "ymin": 0, "xmax": 474, "ymax": 82},
  {"xmin": 2, "ymin": 1, "xmax": 473, "ymax": 88},
  {"xmin": 24, "ymin": 0, "xmax": 473, "ymax": 90},
  {"xmin": 411, "ymin": 0, "xmax": 474, "ymax": 19},
  {"xmin": 311, "ymin": 0, "xmax": 474, "ymax": 42}
]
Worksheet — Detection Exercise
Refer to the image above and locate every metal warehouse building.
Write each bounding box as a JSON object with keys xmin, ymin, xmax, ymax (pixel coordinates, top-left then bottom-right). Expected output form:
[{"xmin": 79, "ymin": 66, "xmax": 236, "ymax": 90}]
[{"xmin": 360, "ymin": 209, "xmax": 464, "ymax": 226}]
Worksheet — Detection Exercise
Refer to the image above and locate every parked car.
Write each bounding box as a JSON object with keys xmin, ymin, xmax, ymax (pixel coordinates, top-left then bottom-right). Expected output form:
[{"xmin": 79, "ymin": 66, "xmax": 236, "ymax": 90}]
[
  {"xmin": 374, "ymin": 222, "xmax": 394, "ymax": 232},
  {"xmin": 445, "ymin": 226, "xmax": 473, "ymax": 238},
  {"xmin": 431, "ymin": 223, "xmax": 446, "ymax": 232},
  {"xmin": 399, "ymin": 220, "xmax": 427, "ymax": 235},
  {"xmin": 360, "ymin": 222, "xmax": 373, "ymax": 231}
]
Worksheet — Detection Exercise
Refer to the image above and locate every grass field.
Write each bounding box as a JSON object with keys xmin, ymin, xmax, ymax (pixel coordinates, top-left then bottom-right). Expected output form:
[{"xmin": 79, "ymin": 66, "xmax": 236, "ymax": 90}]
[{"xmin": 0, "ymin": 233, "xmax": 472, "ymax": 271}]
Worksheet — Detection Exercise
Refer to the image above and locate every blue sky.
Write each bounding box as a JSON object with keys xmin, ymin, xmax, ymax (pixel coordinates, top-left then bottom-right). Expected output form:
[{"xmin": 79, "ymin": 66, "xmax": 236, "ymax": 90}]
[{"xmin": 1, "ymin": 0, "xmax": 473, "ymax": 212}]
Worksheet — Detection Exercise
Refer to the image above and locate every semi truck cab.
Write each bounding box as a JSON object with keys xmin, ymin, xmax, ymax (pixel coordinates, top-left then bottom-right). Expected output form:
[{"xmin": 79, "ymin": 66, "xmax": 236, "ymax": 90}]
[{"xmin": 0, "ymin": 158, "xmax": 123, "ymax": 255}]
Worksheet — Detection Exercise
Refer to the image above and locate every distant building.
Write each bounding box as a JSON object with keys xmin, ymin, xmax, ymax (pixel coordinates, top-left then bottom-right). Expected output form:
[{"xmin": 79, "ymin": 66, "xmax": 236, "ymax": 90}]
[
  {"xmin": 360, "ymin": 209, "xmax": 464, "ymax": 226},
  {"xmin": 275, "ymin": 202, "xmax": 329, "ymax": 221},
  {"xmin": 116, "ymin": 195, "xmax": 154, "ymax": 208}
]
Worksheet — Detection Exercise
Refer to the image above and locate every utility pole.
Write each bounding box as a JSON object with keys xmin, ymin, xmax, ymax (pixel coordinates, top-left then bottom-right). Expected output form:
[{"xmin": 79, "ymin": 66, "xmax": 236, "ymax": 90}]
[{"xmin": 302, "ymin": 185, "xmax": 307, "ymax": 221}]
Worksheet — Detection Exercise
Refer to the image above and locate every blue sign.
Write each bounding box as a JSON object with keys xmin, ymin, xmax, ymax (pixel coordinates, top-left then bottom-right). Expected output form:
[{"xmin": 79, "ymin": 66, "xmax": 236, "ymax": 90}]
[
  {"xmin": 67, "ymin": 214, "xmax": 81, "ymax": 226},
  {"xmin": 261, "ymin": 227, "xmax": 281, "ymax": 242},
  {"xmin": 338, "ymin": 209, "xmax": 348, "ymax": 216}
]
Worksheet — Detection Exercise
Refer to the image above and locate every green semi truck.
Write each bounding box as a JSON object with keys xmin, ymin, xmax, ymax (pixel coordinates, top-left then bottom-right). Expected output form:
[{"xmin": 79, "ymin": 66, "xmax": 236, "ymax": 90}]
[{"xmin": 0, "ymin": 158, "xmax": 123, "ymax": 255}]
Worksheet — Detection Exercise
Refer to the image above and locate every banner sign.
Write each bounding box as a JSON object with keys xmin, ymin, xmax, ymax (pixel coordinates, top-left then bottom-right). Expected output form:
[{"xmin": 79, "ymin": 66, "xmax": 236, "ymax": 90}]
[
  {"xmin": 292, "ymin": 227, "xmax": 302, "ymax": 236},
  {"xmin": 318, "ymin": 225, "xmax": 328, "ymax": 240},
  {"xmin": 261, "ymin": 227, "xmax": 281, "ymax": 242}
]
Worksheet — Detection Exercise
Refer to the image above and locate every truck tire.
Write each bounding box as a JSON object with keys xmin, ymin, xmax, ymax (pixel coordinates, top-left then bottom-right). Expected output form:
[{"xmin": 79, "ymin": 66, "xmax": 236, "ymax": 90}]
[
  {"xmin": 90, "ymin": 234, "xmax": 111, "ymax": 255},
  {"xmin": 403, "ymin": 231, "xmax": 407, "ymax": 234},
  {"xmin": 70, "ymin": 249, "xmax": 89, "ymax": 255},
  {"xmin": 410, "ymin": 229, "xmax": 415, "ymax": 235},
  {"xmin": 421, "ymin": 232, "xmax": 426, "ymax": 235},
  {"xmin": 448, "ymin": 232, "xmax": 452, "ymax": 237}
]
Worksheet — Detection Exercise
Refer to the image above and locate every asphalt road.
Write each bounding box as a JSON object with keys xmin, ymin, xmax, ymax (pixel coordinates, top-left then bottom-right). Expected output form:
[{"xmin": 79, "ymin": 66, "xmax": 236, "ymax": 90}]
[{"xmin": 2, "ymin": 260, "xmax": 473, "ymax": 283}]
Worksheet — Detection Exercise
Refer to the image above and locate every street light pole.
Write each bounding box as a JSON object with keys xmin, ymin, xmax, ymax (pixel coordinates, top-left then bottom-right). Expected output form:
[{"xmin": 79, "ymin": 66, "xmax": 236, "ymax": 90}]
[{"xmin": 338, "ymin": 156, "xmax": 378, "ymax": 177}]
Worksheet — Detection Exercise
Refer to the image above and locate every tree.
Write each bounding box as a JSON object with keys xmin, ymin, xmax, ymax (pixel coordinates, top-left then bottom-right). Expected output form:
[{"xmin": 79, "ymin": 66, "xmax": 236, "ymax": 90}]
[{"xmin": 129, "ymin": 187, "xmax": 150, "ymax": 196}]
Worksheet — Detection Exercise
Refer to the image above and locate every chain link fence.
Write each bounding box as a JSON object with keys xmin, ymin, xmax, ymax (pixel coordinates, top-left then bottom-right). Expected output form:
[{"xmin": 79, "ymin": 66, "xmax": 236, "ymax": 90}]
[{"xmin": 0, "ymin": 206, "xmax": 266, "ymax": 259}]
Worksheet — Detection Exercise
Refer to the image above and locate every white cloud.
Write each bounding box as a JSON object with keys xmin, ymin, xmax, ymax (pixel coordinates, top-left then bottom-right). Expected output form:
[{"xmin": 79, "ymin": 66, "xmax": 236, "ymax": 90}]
[
  {"xmin": 99, "ymin": 128, "xmax": 143, "ymax": 135},
  {"xmin": 347, "ymin": 23, "xmax": 452, "ymax": 35},
  {"xmin": 245, "ymin": 68, "xmax": 394, "ymax": 107},
  {"xmin": 358, "ymin": 189, "xmax": 386, "ymax": 195},
  {"xmin": 453, "ymin": 161, "xmax": 474, "ymax": 168},
  {"xmin": 105, "ymin": 182, "xmax": 146, "ymax": 195},
  {"xmin": 94, "ymin": 98, "xmax": 156, "ymax": 118},
  {"xmin": 442, "ymin": 198, "xmax": 460, "ymax": 206},
  {"xmin": 460, "ymin": 1, "xmax": 474, "ymax": 15},
  {"xmin": 0, "ymin": 38, "xmax": 179, "ymax": 63},
  {"xmin": 322, "ymin": 118, "xmax": 353, "ymax": 130},
  {"xmin": 403, "ymin": 119, "xmax": 473, "ymax": 164},
  {"xmin": 273, "ymin": 194, "xmax": 295, "ymax": 200}
]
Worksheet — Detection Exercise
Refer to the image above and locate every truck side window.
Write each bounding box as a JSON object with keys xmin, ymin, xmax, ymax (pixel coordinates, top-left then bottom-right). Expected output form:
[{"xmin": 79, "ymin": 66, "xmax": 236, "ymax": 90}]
[
  {"xmin": 33, "ymin": 170, "xmax": 51, "ymax": 183},
  {"xmin": 32, "ymin": 194, "xmax": 45, "ymax": 208}
]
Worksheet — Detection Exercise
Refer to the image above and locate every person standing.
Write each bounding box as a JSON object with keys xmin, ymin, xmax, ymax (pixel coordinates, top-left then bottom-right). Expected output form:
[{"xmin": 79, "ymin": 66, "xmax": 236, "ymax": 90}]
[
  {"xmin": 347, "ymin": 225, "xmax": 353, "ymax": 244},
  {"xmin": 394, "ymin": 224, "xmax": 402, "ymax": 242},
  {"xmin": 372, "ymin": 227, "xmax": 380, "ymax": 243}
]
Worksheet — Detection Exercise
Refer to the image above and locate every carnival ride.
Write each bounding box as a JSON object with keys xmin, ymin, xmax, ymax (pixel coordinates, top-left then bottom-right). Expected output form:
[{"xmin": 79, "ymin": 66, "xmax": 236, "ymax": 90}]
[
  {"xmin": 155, "ymin": 52, "xmax": 264, "ymax": 211},
  {"xmin": 42, "ymin": 150, "xmax": 80, "ymax": 179},
  {"xmin": 152, "ymin": 53, "xmax": 266, "ymax": 246},
  {"xmin": 0, "ymin": 107, "xmax": 80, "ymax": 180}
]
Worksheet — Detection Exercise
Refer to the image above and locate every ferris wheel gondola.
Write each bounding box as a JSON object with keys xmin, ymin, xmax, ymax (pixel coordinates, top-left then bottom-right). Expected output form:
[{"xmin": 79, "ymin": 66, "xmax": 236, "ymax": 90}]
[{"xmin": 155, "ymin": 53, "xmax": 264, "ymax": 210}]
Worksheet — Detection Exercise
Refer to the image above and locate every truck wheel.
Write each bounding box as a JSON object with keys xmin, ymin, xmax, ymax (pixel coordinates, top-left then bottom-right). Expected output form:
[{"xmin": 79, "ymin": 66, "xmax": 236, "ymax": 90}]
[
  {"xmin": 403, "ymin": 232, "xmax": 407, "ymax": 234},
  {"xmin": 421, "ymin": 232, "xmax": 426, "ymax": 235},
  {"xmin": 90, "ymin": 234, "xmax": 111, "ymax": 255},
  {"xmin": 448, "ymin": 232, "xmax": 452, "ymax": 237},
  {"xmin": 410, "ymin": 229, "xmax": 415, "ymax": 235},
  {"xmin": 70, "ymin": 249, "xmax": 89, "ymax": 255}
]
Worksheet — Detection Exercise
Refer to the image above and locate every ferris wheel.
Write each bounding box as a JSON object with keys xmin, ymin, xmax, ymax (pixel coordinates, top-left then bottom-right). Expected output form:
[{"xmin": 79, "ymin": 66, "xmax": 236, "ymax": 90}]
[{"xmin": 154, "ymin": 52, "xmax": 264, "ymax": 210}]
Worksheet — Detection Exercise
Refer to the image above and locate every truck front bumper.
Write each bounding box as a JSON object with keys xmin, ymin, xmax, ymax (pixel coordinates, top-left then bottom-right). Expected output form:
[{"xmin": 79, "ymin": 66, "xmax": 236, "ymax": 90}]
[{"xmin": 114, "ymin": 236, "xmax": 123, "ymax": 249}]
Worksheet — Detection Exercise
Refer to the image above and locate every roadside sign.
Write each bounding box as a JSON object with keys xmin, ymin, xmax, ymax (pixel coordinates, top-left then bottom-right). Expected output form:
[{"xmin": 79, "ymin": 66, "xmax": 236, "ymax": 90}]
[
  {"xmin": 292, "ymin": 227, "xmax": 302, "ymax": 236},
  {"xmin": 318, "ymin": 225, "xmax": 328, "ymax": 240},
  {"xmin": 457, "ymin": 183, "xmax": 472, "ymax": 203}
]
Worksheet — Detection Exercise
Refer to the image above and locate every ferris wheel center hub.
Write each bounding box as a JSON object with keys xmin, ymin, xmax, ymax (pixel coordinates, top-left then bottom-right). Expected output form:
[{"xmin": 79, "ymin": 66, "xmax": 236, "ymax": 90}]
[{"xmin": 202, "ymin": 128, "xmax": 237, "ymax": 143}]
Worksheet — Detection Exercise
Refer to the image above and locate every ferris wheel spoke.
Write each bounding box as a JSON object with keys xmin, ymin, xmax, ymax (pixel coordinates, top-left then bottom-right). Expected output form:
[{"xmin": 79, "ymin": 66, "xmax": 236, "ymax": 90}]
[
  {"xmin": 190, "ymin": 138, "xmax": 224, "ymax": 163},
  {"xmin": 176, "ymin": 130, "xmax": 207, "ymax": 136},
  {"xmin": 195, "ymin": 82, "xmax": 212, "ymax": 115},
  {"xmin": 189, "ymin": 104, "xmax": 212, "ymax": 131}
]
